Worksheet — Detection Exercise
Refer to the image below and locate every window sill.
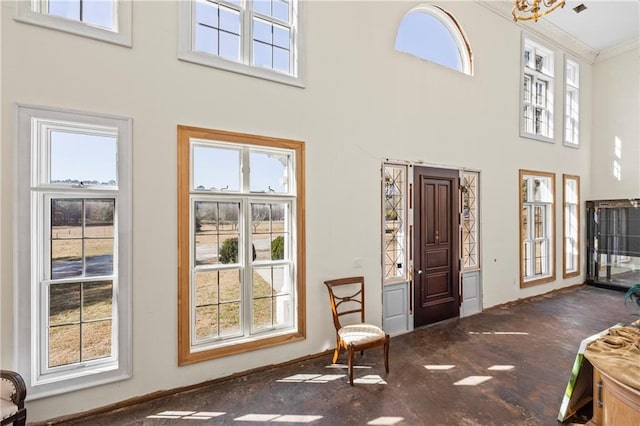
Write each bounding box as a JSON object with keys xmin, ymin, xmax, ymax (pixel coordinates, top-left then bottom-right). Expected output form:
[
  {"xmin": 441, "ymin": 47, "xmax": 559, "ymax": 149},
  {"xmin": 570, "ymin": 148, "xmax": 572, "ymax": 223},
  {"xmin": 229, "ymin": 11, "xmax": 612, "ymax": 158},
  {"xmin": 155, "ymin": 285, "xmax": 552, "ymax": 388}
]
[
  {"xmin": 521, "ymin": 275, "xmax": 556, "ymax": 288},
  {"xmin": 520, "ymin": 131, "xmax": 555, "ymax": 144}
]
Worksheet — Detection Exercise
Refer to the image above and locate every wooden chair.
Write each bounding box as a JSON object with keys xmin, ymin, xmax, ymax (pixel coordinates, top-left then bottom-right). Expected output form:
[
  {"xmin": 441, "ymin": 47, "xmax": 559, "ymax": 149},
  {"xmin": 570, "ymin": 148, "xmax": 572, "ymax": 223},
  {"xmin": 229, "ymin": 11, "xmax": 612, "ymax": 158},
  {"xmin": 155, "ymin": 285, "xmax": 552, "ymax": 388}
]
[
  {"xmin": 324, "ymin": 276, "xmax": 390, "ymax": 385},
  {"xmin": 1, "ymin": 370, "xmax": 27, "ymax": 426}
]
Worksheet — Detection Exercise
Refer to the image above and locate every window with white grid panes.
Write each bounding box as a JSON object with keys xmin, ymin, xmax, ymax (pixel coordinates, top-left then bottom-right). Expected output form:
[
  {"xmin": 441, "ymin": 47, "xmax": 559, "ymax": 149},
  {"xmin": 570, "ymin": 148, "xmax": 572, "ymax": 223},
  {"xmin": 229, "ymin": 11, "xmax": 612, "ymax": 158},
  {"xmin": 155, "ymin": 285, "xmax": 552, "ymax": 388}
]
[
  {"xmin": 462, "ymin": 171, "xmax": 479, "ymax": 270},
  {"xmin": 564, "ymin": 58, "xmax": 580, "ymax": 147},
  {"xmin": 520, "ymin": 170, "xmax": 555, "ymax": 287},
  {"xmin": 563, "ymin": 175, "xmax": 580, "ymax": 277},
  {"xmin": 382, "ymin": 164, "xmax": 408, "ymax": 284},
  {"xmin": 178, "ymin": 126, "xmax": 305, "ymax": 364},
  {"xmin": 521, "ymin": 36, "xmax": 554, "ymax": 142},
  {"xmin": 15, "ymin": 105, "xmax": 132, "ymax": 398},
  {"xmin": 15, "ymin": 0, "xmax": 132, "ymax": 46},
  {"xmin": 179, "ymin": 0, "xmax": 302, "ymax": 87}
]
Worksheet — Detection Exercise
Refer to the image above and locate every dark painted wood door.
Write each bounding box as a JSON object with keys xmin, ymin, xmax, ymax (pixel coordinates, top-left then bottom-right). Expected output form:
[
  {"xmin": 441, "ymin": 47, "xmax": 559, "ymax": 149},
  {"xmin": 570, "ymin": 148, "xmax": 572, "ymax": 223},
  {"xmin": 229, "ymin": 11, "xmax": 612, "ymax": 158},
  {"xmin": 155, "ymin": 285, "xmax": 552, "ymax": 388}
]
[{"xmin": 414, "ymin": 166, "xmax": 460, "ymax": 327}]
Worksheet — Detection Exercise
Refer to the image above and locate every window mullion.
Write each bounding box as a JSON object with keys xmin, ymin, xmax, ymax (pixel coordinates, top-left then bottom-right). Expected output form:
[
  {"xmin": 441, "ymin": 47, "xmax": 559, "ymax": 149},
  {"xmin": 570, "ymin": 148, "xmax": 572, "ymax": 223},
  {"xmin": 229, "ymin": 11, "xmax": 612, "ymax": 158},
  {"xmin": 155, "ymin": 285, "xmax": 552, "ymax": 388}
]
[
  {"xmin": 243, "ymin": 0, "xmax": 252, "ymax": 67},
  {"xmin": 242, "ymin": 197, "xmax": 252, "ymax": 337}
]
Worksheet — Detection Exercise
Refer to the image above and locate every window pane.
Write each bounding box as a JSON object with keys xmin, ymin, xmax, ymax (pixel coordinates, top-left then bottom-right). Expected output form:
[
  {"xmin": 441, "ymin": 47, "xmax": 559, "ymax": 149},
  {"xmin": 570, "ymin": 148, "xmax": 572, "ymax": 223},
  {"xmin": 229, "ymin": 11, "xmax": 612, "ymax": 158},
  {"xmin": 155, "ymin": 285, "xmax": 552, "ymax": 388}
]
[
  {"xmin": 253, "ymin": 0, "xmax": 271, "ymax": 16},
  {"xmin": 49, "ymin": 283, "xmax": 81, "ymax": 327},
  {"xmin": 273, "ymin": 47, "xmax": 290, "ymax": 73},
  {"xmin": 195, "ymin": 201, "xmax": 241, "ymax": 266},
  {"xmin": 219, "ymin": 269, "xmax": 241, "ymax": 302},
  {"xmin": 195, "ymin": 305, "xmax": 218, "ymax": 339},
  {"xmin": 195, "ymin": 24, "xmax": 219, "ymax": 55},
  {"xmin": 273, "ymin": 24, "xmax": 289, "ymax": 49},
  {"xmin": 253, "ymin": 297, "xmax": 272, "ymax": 330},
  {"xmin": 52, "ymin": 239, "xmax": 82, "ymax": 279},
  {"xmin": 82, "ymin": 320, "xmax": 112, "ymax": 361},
  {"xmin": 249, "ymin": 151, "xmax": 289, "ymax": 193},
  {"xmin": 50, "ymin": 131, "xmax": 117, "ymax": 186},
  {"xmin": 85, "ymin": 239, "xmax": 113, "ymax": 276},
  {"xmin": 195, "ymin": 0, "xmax": 219, "ymax": 28},
  {"xmin": 52, "ymin": 199, "xmax": 82, "ymax": 238},
  {"xmin": 219, "ymin": 31, "xmax": 241, "ymax": 62},
  {"xmin": 395, "ymin": 11, "xmax": 463, "ymax": 72},
  {"xmin": 48, "ymin": 0, "xmax": 80, "ymax": 20},
  {"xmin": 195, "ymin": 270, "xmax": 219, "ymax": 306},
  {"xmin": 273, "ymin": 0, "xmax": 289, "ymax": 22},
  {"xmin": 82, "ymin": 281, "xmax": 113, "ymax": 321},
  {"xmin": 253, "ymin": 18, "xmax": 272, "ymax": 43},
  {"xmin": 253, "ymin": 41, "xmax": 272, "ymax": 68},
  {"xmin": 83, "ymin": 1, "xmax": 114, "ymax": 29},
  {"xmin": 219, "ymin": 302, "xmax": 241, "ymax": 336},
  {"xmin": 84, "ymin": 200, "xmax": 114, "ymax": 237},
  {"xmin": 193, "ymin": 145, "xmax": 240, "ymax": 191},
  {"xmin": 219, "ymin": 5, "xmax": 240, "ymax": 34},
  {"xmin": 49, "ymin": 324, "xmax": 80, "ymax": 367}
]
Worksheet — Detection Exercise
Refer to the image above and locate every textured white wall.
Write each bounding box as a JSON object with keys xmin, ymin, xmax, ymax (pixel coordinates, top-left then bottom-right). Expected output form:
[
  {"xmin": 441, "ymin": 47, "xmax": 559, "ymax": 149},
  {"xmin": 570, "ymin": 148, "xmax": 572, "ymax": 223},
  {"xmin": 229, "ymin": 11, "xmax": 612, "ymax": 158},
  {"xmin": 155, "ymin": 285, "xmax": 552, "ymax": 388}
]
[
  {"xmin": 591, "ymin": 47, "xmax": 640, "ymax": 200},
  {"xmin": 0, "ymin": 1, "xmax": 609, "ymax": 421}
]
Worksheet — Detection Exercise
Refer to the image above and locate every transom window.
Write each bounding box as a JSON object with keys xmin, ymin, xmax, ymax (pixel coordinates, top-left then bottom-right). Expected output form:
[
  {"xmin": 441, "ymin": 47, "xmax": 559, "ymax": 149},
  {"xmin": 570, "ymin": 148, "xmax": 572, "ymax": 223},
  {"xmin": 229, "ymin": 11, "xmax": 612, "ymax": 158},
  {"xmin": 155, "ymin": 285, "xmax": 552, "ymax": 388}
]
[
  {"xmin": 179, "ymin": 0, "xmax": 303, "ymax": 87},
  {"xmin": 178, "ymin": 126, "xmax": 306, "ymax": 364},
  {"xmin": 521, "ymin": 36, "xmax": 554, "ymax": 142},
  {"xmin": 564, "ymin": 58, "xmax": 580, "ymax": 147},
  {"xmin": 519, "ymin": 170, "xmax": 555, "ymax": 287},
  {"xmin": 15, "ymin": 0, "xmax": 132, "ymax": 46},
  {"xmin": 563, "ymin": 175, "xmax": 580, "ymax": 278},
  {"xmin": 15, "ymin": 105, "xmax": 132, "ymax": 398},
  {"xmin": 395, "ymin": 4, "xmax": 473, "ymax": 75},
  {"xmin": 382, "ymin": 163, "xmax": 408, "ymax": 284}
]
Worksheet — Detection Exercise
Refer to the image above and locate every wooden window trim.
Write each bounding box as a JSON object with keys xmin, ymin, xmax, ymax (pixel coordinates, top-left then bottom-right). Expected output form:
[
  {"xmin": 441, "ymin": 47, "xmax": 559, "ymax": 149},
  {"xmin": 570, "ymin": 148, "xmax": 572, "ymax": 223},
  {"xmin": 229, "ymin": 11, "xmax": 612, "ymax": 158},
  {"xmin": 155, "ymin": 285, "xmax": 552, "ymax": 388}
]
[
  {"xmin": 177, "ymin": 125, "xmax": 306, "ymax": 365},
  {"xmin": 562, "ymin": 174, "xmax": 581, "ymax": 279},
  {"xmin": 519, "ymin": 169, "xmax": 556, "ymax": 288}
]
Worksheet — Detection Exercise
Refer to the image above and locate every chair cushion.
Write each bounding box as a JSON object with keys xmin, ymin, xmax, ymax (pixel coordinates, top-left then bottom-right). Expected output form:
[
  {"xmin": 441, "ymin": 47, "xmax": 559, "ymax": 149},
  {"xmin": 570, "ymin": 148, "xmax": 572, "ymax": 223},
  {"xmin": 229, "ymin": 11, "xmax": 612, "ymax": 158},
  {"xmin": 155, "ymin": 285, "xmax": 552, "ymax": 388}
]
[
  {"xmin": 1, "ymin": 399, "xmax": 18, "ymax": 421},
  {"xmin": 338, "ymin": 323, "xmax": 386, "ymax": 346},
  {"xmin": 1, "ymin": 377, "xmax": 16, "ymax": 404}
]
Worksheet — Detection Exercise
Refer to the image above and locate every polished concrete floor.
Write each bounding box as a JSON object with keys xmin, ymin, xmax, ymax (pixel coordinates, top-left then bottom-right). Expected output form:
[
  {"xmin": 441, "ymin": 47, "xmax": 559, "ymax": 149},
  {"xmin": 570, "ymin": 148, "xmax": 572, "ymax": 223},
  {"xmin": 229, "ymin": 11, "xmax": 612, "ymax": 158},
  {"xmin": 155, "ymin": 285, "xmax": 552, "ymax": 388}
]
[{"xmin": 47, "ymin": 285, "xmax": 636, "ymax": 426}]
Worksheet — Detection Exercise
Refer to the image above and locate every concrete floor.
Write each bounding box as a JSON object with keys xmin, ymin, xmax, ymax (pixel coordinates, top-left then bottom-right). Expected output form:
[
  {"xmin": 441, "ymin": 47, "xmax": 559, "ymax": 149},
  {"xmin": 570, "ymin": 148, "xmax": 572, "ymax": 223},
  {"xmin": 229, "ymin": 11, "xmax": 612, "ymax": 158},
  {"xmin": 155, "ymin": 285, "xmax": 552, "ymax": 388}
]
[{"xmin": 46, "ymin": 285, "xmax": 636, "ymax": 426}]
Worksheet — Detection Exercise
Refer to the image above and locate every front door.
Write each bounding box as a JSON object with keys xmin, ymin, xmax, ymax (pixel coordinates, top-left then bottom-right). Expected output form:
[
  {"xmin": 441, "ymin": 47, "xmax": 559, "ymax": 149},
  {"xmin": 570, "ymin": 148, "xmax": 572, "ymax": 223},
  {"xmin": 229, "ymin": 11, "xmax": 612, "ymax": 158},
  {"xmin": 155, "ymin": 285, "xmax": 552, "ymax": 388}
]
[{"xmin": 414, "ymin": 166, "xmax": 460, "ymax": 327}]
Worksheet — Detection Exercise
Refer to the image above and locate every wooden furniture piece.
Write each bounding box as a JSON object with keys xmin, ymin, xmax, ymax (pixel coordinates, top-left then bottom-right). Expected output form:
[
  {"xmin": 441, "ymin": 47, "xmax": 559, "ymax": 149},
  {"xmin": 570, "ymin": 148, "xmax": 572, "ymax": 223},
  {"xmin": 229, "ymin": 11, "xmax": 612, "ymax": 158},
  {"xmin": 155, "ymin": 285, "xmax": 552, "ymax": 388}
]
[
  {"xmin": 1, "ymin": 370, "xmax": 27, "ymax": 426},
  {"xmin": 324, "ymin": 276, "xmax": 390, "ymax": 385},
  {"xmin": 588, "ymin": 366, "xmax": 640, "ymax": 425}
]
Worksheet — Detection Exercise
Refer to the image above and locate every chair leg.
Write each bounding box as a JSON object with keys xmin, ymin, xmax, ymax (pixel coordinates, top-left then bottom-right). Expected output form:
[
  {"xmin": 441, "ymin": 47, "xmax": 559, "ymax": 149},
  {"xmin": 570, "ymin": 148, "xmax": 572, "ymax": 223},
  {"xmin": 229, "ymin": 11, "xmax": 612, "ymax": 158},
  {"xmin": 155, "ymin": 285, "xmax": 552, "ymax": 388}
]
[
  {"xmin": 348, "ymin": 348, "xmax": 354, "ymax": 386},
  {"xmin": 332, "ymin": 338, "xmax": 340, "ymax": 364},
  {"xmin": 384, "ymin": 339, "xmax": 390, "ymax": 373}
]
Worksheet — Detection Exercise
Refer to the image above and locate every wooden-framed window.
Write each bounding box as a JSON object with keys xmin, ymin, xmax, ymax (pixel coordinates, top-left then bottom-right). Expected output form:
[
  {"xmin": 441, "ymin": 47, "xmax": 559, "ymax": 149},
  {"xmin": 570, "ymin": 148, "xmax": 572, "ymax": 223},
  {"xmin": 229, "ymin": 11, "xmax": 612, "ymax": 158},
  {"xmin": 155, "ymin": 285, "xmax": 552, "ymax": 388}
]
[
  {"xmin": 178, "ymin": 0, "xmax": 304, "ymax": 87},
  {"xmin": 382, "ymin": 163, "xmax": 408, "ymax": 284},
  {"xmin": 564, "ymin": 57, "xmax": 580, "ymax": 148},
  {"xmin": 177, "ymin": 125, "xmax": 306, "ymax": 365},
  {"xmin": 521, "ymin": 35, "xmax": 554, "ymax": 142},
  {"xmin": 520, "ymin": 170, "xmax": 555, "ymax": 287},
  {"xmin": 563, "ymin": 175, "xmax": 580, "ymax": 278},
  {"xmin": 15, "ymin": 105, "xmax": 132, "ymax": 398},
  {"xmin": 15, "ymin": 0, "xmax": 132, "ymax": 47}
]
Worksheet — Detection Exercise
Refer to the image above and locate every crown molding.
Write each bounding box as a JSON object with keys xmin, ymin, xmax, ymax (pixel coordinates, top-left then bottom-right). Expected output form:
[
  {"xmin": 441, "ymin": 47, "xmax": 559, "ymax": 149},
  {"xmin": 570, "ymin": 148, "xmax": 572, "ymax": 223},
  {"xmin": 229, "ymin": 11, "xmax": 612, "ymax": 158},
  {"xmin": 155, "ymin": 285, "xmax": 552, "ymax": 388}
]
[
  {"xmin": 475, "ymin": 0, "xmax": 598, "ymax": 64},
  {"xmin": 595, "ymin": 38, "xmax": 640, "ymax": 64}
]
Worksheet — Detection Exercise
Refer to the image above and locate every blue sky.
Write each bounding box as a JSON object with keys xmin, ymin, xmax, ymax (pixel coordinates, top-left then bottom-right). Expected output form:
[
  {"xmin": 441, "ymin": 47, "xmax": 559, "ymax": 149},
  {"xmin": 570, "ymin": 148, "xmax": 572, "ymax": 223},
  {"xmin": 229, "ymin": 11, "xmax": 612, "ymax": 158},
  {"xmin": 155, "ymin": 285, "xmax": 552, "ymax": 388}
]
[{"xmin": 50, "ymin": 131, "xmax": 117, "ymax": 184}]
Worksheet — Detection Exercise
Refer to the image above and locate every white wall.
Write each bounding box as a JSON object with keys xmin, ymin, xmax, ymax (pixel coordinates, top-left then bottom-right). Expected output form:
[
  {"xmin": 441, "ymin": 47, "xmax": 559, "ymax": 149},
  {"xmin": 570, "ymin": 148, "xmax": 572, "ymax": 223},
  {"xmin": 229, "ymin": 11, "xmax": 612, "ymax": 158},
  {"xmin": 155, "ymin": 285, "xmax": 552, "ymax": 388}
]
[
  {"xmin": 0, "ymin": 1, "xmax": 608, "ymax": 421},
  {"xmin": 591, "ymin": 45, "xmax": 640, "ymax": 200}
]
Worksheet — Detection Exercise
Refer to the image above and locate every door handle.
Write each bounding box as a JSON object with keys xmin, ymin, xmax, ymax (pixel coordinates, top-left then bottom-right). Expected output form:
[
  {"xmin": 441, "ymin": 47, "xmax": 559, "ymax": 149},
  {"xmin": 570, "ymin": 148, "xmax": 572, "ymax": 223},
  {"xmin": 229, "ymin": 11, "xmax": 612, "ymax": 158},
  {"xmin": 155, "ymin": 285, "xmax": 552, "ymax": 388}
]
[{"xmin": 415, "ymin": 269, "xmax": 423, "ymax": 275}]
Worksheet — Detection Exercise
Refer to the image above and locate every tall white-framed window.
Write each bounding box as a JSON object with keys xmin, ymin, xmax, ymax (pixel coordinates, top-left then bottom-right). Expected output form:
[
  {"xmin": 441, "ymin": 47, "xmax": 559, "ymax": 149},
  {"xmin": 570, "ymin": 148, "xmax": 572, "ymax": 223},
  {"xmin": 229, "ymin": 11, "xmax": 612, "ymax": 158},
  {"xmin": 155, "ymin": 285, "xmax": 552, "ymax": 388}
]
[
  {"xmin": 14, "ymin": 0, "xmax": 132, "ymax": 47},
  {"xmin": 178, "ymin": 0, "xmax": 304, "ymax": 87},
  {"xmin": 382, "ymin": 163, "xmax": 408, "ymax": 284},
  {"xmin": 395, "ymin": 4, "xmax": 473, "ymax": 75},
  {"xmin": 462, "ymin": 171, "xmax": 480, "ymax": 270},
  {"xmin": 564, "ymin": 57, "xmax": 580, "ymax": 147},
  {"xmin": 521, "ymin": 35, "xmax": 554, "ymax": 142},
  {"xmin": 15, "ymin": 105, "xmax": 132, "ymax": 399},
  {"xmin": 519, "ymin": 170, "xmax": 555, "ymax": 287},
  {"xmin": 177, "ymin": 126, "xmax": 306, "ymax": 365},
  {"xmin": 563, "ymin": 174, "xmax": 580, "ymax": 278}
]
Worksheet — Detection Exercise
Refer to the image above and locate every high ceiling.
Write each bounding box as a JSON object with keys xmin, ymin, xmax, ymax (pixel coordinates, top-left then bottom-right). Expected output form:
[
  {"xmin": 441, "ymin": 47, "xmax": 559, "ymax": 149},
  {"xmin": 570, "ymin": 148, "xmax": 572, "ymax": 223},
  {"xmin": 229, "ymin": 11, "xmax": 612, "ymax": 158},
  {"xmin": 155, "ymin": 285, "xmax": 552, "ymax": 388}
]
[{"xmin": 536, "ymin": 1, "xmax": 639, "ymax": 52}]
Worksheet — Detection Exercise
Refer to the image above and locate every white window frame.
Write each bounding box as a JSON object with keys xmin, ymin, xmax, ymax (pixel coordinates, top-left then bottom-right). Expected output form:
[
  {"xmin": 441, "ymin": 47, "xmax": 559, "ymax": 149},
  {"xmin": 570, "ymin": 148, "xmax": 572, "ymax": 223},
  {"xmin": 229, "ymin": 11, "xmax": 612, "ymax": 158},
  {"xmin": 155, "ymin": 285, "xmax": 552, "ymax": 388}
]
[
  {"xmin": 382, "ymin": 163, "xmax": 409, "ymax": 285},
  {"xmin": 563, "ymin": 174, "xmax": 580, "ymax": 278},
  {"xmin": 520, "ymin": 35, "xmax": 555, "ymax": 143},
  {"xmin": 519, "ymin": 170, "xmax": 555, "ymax": 287},
  {"xmin": 15, "ymin": 104, "xmax": 132, "ymax": 399},
  {"xmin": 564, "ymin": 57, "xmax": 580, "ymax": 148},
  {"xmin": 178, "ymin": 0, "xmax": 304, "ymax": 87},
  {"xmin": 14, "ymin": 0, "xmax": 132, "ymax": 47}
]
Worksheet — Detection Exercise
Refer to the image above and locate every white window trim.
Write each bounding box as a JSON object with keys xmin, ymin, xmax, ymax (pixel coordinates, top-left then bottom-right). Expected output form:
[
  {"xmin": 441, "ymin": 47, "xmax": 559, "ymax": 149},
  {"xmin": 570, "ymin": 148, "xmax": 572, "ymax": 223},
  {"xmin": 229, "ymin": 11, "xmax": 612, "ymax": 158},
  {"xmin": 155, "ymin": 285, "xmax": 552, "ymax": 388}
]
[
  {"xmin": 14, "ymin": 0, "xmax": 132, "ymax": 47},
  {"xmin": 563, "ymin": 56, "xmax": 580, "ymax": 148},
  {"xmin": 177, "ymin": 0, "xmax": 305, "ymax": 87},
  {"xmin": 520, "ymin": 34, "xmax": 555, "ymax": 143},
  {"xmin": 15, "ymin": 104, "xmax": 132, "ymax": 400}
]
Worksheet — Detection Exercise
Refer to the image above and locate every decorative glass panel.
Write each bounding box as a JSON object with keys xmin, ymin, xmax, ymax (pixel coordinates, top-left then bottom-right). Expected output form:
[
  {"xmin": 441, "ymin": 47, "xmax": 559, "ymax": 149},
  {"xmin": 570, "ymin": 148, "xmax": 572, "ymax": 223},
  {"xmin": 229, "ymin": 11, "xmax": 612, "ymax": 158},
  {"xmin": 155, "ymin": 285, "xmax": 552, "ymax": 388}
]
[
  {"xmin": 462, "ymin": 172, "xmax": 479, "ymax": 270},
  {"xmin": 383, "ymin": 164, "xmax": 407, "ymax": 282}
]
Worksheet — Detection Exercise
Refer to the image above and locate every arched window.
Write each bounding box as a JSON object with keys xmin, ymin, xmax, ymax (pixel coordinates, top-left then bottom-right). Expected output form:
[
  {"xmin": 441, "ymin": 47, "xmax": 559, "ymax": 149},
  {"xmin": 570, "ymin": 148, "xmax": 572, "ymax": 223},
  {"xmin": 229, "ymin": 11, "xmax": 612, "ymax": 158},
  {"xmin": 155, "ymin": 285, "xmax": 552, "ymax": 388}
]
[{"xmin": 395, "ymin": 4, "xmax": 473, "ymax": 75}]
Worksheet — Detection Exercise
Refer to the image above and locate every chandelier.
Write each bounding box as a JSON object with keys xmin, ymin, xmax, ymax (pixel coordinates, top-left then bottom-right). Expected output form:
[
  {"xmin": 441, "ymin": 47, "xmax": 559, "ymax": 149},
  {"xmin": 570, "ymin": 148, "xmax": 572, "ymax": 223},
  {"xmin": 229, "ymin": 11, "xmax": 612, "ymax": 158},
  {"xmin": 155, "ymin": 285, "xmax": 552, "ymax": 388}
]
[{"xmin": 512, "ymin": 0, "xmax": 566, "ymax": 22}]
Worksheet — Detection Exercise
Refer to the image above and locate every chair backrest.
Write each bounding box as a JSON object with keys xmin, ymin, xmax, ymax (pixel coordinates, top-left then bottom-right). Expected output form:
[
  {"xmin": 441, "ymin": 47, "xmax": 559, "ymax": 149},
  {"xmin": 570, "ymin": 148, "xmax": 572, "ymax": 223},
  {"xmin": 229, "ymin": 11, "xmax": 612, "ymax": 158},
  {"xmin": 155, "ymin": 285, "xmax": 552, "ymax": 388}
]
[{"xmin": 324, "ymin": 276, "xmax": 366, "ymax": 330}]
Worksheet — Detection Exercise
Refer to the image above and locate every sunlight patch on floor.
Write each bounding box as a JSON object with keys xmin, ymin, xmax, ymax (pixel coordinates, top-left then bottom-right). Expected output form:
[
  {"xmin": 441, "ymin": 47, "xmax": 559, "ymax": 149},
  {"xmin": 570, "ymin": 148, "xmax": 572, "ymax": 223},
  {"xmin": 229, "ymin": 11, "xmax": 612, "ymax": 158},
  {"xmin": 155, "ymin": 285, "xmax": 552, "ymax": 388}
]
[
  {"xmin": 367, "ymin": 416, "xmax": 405, "ymax": 425},
  {"xmin": 147, "ymin": 411, "xmax": 225, "ymax": 419},
  {"xmin": 424, "ymin": 365, "xmax": 455, "ymax": 370},
  {"xmin": 354, "ymin": 375, "xmax": 387, "ymax": 385},
  {"xmin": 468, "ymin": 331, "xmax": 529, "ymax": 335},
  {"xmin": 488, "ymin": 365, "xmax": 514, "ymax": 371},
  {"xmin": 326, "ymin": 363, "xmax": 373, "ymax": 369},
  {"xmin": 453, "ymin": 376, "xmax": 493, "ymax": 386},
  {"xmin": 234, "ymin": 414, "xmax": 322, "ymax": 422},
  {"xmin": 277, "ymin": 373, "xmax": 345, "ymax": 383}
]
